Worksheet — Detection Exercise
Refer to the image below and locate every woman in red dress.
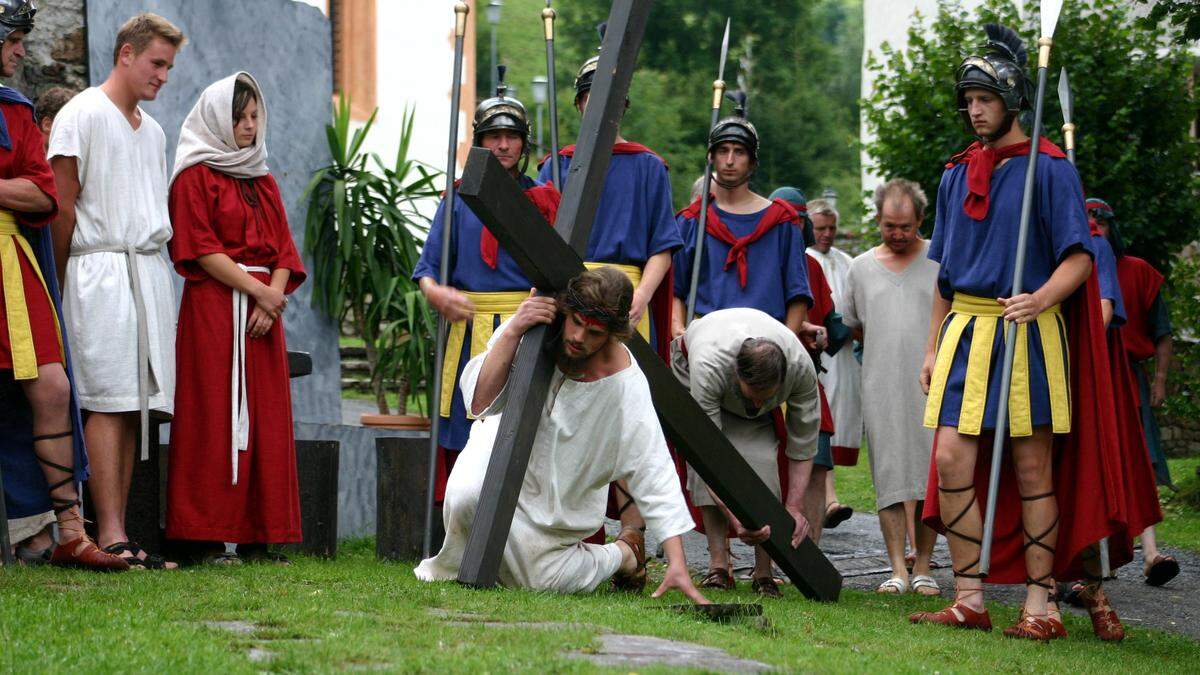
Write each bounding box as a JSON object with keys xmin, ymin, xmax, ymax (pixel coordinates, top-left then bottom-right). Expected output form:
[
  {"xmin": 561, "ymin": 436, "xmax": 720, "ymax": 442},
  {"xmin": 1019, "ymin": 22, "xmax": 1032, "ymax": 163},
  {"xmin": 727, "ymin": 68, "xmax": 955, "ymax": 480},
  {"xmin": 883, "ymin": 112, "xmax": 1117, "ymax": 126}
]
[{"xmin": 166, "ymin": 72, "xmax": 306, "ymax": 564}]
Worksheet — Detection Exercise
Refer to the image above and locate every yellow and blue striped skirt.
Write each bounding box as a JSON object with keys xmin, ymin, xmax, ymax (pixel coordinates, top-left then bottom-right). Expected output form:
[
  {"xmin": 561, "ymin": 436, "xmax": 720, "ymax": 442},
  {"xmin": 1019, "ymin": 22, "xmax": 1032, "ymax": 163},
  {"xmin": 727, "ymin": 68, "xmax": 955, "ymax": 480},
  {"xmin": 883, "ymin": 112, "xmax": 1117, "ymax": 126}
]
[{"xmin": 923, "ymin": 293, "xmax": 1070, "ymax": 437}]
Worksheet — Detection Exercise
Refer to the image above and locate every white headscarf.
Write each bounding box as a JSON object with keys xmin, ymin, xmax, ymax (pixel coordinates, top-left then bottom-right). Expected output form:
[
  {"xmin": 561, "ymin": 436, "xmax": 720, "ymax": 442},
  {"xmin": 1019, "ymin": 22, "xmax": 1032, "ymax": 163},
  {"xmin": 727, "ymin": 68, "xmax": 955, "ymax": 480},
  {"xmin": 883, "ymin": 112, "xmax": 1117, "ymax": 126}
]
[{"xmin": 171, "ymin": 71, "xmax": 269, "ymax": 187}]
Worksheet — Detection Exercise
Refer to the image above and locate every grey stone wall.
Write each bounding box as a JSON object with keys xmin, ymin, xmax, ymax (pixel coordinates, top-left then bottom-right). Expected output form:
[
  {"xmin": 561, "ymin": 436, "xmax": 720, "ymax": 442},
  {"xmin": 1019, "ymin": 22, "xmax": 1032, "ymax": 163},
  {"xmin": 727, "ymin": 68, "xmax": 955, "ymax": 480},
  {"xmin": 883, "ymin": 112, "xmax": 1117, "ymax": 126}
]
[
  {"xmin": 86, "ymin": 0, "xmax": 341, "ymax": 424},
  {"xmin": 10, "ymin": 0, "xmax": 87, "ymax": 99}
]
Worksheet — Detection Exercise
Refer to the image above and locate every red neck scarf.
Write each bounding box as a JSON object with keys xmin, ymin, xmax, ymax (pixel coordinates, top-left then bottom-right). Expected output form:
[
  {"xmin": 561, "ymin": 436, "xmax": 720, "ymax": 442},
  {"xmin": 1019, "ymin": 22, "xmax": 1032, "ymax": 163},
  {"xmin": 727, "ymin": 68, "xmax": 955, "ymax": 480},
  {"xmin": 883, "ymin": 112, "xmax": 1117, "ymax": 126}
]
[
  {"xmin": 538, "ymin": 141, "xmax": 668, "ymax": 171},
  {"xmin": 681, "ymin": 197, "xmax": 798, "ymax": 287},
  {"xmin": 947, "ymin": 137, "xmax": 1066, "ymax": 221},
  {"xmin": 479, "ymin": 182, "xmax": 560, "ymax": 269}
]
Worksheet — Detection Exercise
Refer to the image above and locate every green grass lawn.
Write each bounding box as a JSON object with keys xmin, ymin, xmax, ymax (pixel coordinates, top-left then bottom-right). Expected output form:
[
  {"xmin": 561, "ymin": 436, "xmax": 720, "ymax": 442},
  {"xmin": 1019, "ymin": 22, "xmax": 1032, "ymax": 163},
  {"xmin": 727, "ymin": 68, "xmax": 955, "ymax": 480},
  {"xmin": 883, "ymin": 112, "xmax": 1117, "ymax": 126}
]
[{"xmin": 2, "ymin": 537, "xmax": 1197, "ymax": 673}]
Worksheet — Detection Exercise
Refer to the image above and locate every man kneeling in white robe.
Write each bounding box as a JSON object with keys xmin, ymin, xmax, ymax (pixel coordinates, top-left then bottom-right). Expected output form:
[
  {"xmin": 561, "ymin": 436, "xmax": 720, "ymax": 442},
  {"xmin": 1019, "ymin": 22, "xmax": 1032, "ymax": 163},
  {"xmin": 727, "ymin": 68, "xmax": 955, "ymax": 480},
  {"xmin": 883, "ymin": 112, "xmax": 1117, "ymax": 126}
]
[{"xmin": 416, "ymin": 268, "xmax": 707, "ymax": 601}]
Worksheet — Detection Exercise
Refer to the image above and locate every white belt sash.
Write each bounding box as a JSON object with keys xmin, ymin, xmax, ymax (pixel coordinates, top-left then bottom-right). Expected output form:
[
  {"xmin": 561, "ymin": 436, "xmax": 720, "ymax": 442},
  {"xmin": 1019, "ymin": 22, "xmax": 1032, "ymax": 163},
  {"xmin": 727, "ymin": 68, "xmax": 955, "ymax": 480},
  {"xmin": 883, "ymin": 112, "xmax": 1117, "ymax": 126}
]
[
  {"xmin": 71, "ymin": 244, "xmax": 161, "ymax": 460},
  {"xmin": 232, "ymin": 264, "xmax": 271, "ymax": 485}
]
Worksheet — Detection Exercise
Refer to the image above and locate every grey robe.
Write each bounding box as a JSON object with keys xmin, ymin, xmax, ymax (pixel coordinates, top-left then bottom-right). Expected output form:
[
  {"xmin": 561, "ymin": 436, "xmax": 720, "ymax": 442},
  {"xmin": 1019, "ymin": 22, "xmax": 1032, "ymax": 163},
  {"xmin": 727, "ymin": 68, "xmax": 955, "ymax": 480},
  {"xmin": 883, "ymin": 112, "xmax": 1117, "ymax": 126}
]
[
  {"xmin": 841, "ymin": 242, "xmax": 939, "ymax": 509},
  {"xmin": 671, "ymin": 308, "xmax": 820, "ymax": 506}
]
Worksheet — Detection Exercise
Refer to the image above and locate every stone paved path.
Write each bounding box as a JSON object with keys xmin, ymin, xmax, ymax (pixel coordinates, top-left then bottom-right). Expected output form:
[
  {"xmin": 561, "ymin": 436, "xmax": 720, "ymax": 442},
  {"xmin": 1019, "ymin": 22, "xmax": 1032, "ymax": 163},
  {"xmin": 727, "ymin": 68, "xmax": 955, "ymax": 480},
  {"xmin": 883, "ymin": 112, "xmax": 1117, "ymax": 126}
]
[{"xmin": 611, "ymin": 513, "xmax": 1198, "ymax": 639}]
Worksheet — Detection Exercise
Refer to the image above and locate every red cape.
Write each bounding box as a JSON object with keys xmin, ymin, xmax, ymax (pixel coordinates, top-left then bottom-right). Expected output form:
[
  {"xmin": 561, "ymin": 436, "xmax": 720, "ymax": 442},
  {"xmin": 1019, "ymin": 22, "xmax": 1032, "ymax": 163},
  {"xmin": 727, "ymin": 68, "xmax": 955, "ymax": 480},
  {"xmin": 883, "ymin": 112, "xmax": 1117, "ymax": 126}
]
[
  {"xmin": 538, "ymin": 141, "xmax": 668, "ymax": 172},
  {"xmin": 921, "ymin": 270, "xmax": 1161, "ymax": 583}
]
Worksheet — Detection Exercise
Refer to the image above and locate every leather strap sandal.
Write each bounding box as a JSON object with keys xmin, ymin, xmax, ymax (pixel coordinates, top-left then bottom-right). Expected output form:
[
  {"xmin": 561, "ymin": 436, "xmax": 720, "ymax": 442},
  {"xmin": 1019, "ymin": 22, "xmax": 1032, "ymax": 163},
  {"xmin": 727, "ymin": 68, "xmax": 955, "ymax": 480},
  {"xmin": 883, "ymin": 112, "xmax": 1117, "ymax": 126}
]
[
  {"xmin": 1077, "ymin": 580, "xmax": 1125, "ymax": 642},
  {"xmin": 908, "ymin": 595, "xmax": 992, "ymax": 631},
  {"xmin": 938, "ymin": 484, "xmax": 988, "ymax": 583},
  {"xmin": 1144, "ymin": 554, "xmax": 1180, "ymax": 587},
  {"xmin": 610, "ymin": 526, "xmax": 647, "ymax": 593},
  {"xmin": 32, "ymin": 431, "xmax": 129, "ymax": 572},
  {"xmin": 103, "ymin": 542, "xmax": 175, "ymax": 570},
  {"xmin": 1003, "ymin": 614, "xmax": 1058, "ymax": 641},
  {"xmin": 751, "ymin": 575, "xmax": 782, "ymax": 598},
  {"xmin": 699, "ymin": 567, "xmax": 736, "ymax": 591}
]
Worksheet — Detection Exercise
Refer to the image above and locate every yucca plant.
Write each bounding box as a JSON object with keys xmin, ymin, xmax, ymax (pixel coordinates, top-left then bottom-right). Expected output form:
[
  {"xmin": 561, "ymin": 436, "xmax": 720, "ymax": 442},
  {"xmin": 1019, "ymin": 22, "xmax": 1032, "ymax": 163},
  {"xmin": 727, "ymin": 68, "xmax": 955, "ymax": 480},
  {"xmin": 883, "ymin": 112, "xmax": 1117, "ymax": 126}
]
[{"xmin": 305, "ymin": 95, "xmax": 441, "ymax": 415}]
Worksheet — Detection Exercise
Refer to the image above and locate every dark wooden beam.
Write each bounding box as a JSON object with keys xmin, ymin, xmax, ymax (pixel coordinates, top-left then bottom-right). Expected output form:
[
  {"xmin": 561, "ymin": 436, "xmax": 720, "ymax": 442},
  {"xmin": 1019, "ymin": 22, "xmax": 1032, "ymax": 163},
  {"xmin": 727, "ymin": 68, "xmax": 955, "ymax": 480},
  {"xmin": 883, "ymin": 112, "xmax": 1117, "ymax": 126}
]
[
  {"xmin": 287, "ymin": 351, "xmax": 313, "ymax": 379},
  {"xmin": 454, "ymin": 0, "xmax": 653, "ymax": 588},
  {"xmin": 460, "ymin": 151, "xmax": 842, "ymax": 601}
]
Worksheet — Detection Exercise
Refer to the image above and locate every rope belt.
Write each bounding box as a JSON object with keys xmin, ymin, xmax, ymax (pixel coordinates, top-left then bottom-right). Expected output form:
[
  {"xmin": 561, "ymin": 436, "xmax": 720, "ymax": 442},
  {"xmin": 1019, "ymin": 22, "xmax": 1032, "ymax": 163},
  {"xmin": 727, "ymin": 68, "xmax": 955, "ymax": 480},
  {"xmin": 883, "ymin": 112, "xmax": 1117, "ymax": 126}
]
[
  {"xmin": 924, "ymin": 292, "xmax": 1070, "ymax": 437},
  {"xmin": 231, "ymin": 265, "xmax": 271, "ymax": 485},
  {"xmin": 0, "ymin": 212, "xmax": 62, "ymax": 381},
  {"xmin": 582, "ymin": 261, "xmax": 649, "ymax": 340},
  {"xmin": 70, "ymin": 243, "xmax": 162, "ymax": 460}
]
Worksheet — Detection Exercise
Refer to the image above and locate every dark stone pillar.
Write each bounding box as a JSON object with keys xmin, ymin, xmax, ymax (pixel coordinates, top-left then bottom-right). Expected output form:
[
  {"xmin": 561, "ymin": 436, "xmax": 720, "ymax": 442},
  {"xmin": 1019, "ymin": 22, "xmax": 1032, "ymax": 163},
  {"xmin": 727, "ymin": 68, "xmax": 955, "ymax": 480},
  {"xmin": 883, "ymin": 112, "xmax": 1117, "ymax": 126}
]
[
  {"xmin": 375, "ymin": 436, "xmax": 440, "ymax": 561},
  {"xmin": 290, "ymin": 440, "xmax": 340, "ymax": 558}
]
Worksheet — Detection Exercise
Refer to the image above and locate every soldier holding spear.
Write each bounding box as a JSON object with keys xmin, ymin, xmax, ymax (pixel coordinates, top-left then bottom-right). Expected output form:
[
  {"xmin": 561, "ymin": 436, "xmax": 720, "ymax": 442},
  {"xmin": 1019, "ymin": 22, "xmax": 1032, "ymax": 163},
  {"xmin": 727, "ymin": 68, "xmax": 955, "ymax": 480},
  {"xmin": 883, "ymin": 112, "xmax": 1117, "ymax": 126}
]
[
  {"xmin": 911, "ymin": 12, "xmax": 1143, "ymax": 641},
  {"xmin": 417, "ymin": 4, "xmax": 560, "ymax": 557}
]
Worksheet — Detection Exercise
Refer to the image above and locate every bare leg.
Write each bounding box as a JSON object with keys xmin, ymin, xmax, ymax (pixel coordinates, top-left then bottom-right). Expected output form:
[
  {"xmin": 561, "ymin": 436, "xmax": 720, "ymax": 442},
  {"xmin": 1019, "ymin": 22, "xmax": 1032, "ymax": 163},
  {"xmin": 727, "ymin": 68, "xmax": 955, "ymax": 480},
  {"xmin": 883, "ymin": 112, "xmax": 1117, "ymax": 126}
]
[
  {"xmin": 84, "ymin": 411, "xmax": 138, "ymax": 550},
  {"xmin": 20, "ymin": 525, "xmax": 54, "ymax": 552},
  {"xmin": 904, "ymin": 500, "xmax": 918, "ymax": 557},
  {"xmin": 1141, "ymin": 525, "xmax": 1160, "ymax": 572},
  {"xmin": 878, "ymin": 502, "xmax": 910, "ymax": 588},
  {"xmin": 911, "ymin": 501, "xmax": 937, "ymax": 578},
  {"xmin": 1010, "ymin": 428, "xmax": 1057, "ymax": 620},
  {"xmin": 752, "ymin": 544, "xmax": 772, "ymax": 578},
  {"xmin": 805, "ymin": 466, "xmax": 828, "ymax": 545},
  {"xmin": 931, "ymin": 426, "xmax": 984, "ymax": 611},
  {"xmin": 19, "ymin": 365, "xmax": 79, "ymax": 538},
  {"xmin": 700, "ymin": 506, "xmax": 729, "ymax": 573},
  {"xmin": 824, "ymin": 468, "xmax": 840, "ymax": 509},
  {"xmin": 613, "ymin": 480, "xmax": 646, "ymax": 532}
]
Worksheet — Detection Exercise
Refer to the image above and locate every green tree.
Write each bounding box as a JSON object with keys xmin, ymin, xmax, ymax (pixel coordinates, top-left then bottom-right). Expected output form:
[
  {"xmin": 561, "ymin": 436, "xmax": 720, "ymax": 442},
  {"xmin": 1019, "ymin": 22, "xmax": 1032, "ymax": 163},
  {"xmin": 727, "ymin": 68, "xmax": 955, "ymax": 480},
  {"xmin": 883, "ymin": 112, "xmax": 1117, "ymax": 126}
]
[
  {"xmin": 486, "ymin": 0, "xmax": 863, "ymax": 212},
  {"xmin": 864, "ymin": 0, "xmax": 1199, "ymax": 271}
]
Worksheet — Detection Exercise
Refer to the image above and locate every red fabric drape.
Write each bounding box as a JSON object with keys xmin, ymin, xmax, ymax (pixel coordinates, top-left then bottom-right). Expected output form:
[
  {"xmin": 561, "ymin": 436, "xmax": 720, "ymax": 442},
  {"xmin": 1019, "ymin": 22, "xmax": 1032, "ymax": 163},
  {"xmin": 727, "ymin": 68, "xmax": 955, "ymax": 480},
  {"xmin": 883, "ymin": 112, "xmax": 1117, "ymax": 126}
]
[
  {"xmin": 480, "ymin": 182, "xmax": 561, "ymax": 269},
  {"xmin": 678, "ymin": 197, "xmax": 799, "ymax": 289},
  {"xmin": 947, "ymin": 137, "xmax": 1067, "ymax": 221}
]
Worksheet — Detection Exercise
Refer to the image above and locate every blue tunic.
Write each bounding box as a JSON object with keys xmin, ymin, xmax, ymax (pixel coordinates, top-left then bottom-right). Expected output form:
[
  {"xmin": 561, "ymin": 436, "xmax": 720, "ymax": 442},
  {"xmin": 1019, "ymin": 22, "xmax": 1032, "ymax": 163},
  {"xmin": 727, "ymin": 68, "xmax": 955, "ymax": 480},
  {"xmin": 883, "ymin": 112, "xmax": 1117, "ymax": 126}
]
[
  {"xmin": 672, "ymin": 205, "xmax": 812, "ymax": 322},
  {"xmin": 537, "ymin": 149, "xmax": 681, "ymax": 265},
  {"xmin": 1093, "ymin": 234, "xmax": 1126, "ymax": 326},
  {"xmin": 929, "ymin": 153, "xmax": 1093, "ymax": 300},
  {"xmin": 928, "ymin": 151, "xmax": 1093, "ymax": 432},
  {"xmin": 412, "ymin": 175, "xmax": 544, "ymax": 450}
]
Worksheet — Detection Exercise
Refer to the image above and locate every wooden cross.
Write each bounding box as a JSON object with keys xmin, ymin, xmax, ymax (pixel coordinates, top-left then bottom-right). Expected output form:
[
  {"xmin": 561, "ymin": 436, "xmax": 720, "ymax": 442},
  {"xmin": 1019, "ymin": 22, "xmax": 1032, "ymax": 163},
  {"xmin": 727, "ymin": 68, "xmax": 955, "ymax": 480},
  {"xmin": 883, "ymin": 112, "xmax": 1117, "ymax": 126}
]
[{"xmin": 452, "ymin": 0, "xmax": 842, "ymax": 601}]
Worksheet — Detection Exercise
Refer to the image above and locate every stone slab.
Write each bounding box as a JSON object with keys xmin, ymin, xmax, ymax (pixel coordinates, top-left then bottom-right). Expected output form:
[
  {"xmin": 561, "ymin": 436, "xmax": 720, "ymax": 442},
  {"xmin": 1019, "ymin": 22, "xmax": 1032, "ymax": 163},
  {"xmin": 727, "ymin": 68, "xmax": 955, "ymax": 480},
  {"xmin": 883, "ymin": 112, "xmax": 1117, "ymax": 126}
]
[
  {"xmin": 86, "ymin": 0, "xmax": 340, "ymax": 424},
  {"xmin": 567, "ymin": 635, "xmax": 771, "ymax": 673}
]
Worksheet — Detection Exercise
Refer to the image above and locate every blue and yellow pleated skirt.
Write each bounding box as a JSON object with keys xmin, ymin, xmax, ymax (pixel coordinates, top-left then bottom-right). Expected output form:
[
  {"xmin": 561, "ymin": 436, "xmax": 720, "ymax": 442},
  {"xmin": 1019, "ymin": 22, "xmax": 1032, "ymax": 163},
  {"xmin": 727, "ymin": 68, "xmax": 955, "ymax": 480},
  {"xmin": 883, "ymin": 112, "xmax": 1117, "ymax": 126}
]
[{"xmin": 924, "ymin": 293, "xmax": 1071, "ymax": 437}]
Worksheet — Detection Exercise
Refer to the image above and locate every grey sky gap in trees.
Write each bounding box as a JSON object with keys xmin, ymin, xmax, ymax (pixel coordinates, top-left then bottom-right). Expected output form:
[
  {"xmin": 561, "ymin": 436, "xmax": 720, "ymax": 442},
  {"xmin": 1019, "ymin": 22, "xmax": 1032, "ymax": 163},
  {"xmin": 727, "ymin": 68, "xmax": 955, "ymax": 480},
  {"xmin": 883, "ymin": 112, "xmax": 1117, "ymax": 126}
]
[{"xmin": 453, "ymin": 0, "xmax": 841, "ymax": 602}]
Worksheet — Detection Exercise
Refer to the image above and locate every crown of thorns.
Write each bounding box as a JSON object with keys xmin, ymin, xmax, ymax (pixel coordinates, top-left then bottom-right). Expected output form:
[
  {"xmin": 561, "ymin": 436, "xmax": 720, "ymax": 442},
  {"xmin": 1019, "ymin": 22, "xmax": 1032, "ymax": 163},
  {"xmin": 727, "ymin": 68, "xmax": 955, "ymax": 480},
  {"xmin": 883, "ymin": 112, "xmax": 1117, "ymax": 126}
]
[{"xmin": 562, "ymin": 285, "xmax": 627, "ymax": 330}]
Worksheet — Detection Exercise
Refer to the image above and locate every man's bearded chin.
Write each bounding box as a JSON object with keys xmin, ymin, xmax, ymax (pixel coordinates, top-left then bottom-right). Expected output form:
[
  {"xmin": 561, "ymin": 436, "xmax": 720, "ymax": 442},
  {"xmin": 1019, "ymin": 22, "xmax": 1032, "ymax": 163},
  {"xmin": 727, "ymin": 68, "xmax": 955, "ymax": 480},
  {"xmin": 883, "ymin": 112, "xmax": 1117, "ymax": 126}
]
[{"xmin": 558, "ymin": 339, "xmax": 603, "ymax": 372}]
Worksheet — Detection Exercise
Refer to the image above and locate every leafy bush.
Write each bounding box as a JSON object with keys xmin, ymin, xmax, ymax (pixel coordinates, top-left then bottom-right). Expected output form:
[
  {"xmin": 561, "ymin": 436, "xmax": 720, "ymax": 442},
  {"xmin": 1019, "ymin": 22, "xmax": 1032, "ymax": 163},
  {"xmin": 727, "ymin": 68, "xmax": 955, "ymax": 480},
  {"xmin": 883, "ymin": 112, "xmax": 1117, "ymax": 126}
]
[{"xmin": 304, "ymin": 97, "xmax": 441, "ymax": 415}]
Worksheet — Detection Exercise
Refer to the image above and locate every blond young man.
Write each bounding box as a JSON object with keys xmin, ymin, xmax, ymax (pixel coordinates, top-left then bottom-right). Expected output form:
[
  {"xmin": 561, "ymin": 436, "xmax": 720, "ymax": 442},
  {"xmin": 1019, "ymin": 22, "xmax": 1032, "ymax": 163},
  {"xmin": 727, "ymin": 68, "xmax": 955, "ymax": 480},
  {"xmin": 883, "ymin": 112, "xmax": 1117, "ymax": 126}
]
[{"xmin": 48, "ymin": 13, "xmax": 185, "ymax": 569}]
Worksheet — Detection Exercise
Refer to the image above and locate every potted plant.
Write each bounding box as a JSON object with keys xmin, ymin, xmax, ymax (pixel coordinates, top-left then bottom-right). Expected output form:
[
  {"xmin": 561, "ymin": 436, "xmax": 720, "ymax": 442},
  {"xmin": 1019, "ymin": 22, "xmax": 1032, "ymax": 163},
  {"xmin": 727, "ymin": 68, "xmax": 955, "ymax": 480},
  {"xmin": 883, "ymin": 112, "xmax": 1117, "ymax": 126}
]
[{"xmin": 305, "ymin": 95, "xmax": 440, "ymax": 428}]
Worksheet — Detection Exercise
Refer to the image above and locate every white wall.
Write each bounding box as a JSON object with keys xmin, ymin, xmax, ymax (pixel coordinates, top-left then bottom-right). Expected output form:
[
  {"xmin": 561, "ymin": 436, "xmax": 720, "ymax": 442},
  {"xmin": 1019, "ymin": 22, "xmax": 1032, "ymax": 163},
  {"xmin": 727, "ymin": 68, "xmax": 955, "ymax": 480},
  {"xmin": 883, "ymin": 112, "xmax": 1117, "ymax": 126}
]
[{"xmin": 860, "ymin": 0, "xmax": 1021, "ymax": 206}]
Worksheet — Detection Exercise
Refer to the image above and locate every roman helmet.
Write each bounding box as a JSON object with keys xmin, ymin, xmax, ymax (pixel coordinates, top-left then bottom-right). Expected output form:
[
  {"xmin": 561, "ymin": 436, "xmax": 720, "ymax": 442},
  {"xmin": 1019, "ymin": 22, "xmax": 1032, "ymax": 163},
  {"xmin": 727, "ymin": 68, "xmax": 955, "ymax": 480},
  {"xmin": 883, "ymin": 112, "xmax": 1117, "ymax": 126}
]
[
  {"xmin": 573, "ymin": 22, "xmax": 606, "ymax": 104},
  {"xmin": 472, "ymin": 65, "xmax": 531, "ymax": 170},
  {"xmin": 0, "ymin": 0, "xmax": 36, "ymax": 44},
  {"xmin": 955, "ymin": 23, "xmax": 1034, "ymax": 141},
  {"xmin": 708, "ymin": 90, "xmax": 759, "ymax": 161},
  {"xmin": 1086, "ymin": 197, "xmax": 1126, "ymax": 257}
]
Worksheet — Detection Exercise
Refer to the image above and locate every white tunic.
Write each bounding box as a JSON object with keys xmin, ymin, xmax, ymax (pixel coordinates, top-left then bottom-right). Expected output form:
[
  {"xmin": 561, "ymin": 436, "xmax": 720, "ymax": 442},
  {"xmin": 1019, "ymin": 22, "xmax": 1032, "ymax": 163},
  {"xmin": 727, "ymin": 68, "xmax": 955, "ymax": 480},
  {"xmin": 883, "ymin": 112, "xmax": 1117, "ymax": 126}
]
[
  {"xmin": 415, "ymin": 320, "xmax": 694, "ymax": 593},
  {"xmin": 47, "ymin": 87, "xmax": 175, "ymax": 414},
  {"xmin": 807, "ymin": 246, "xmax": 862, "ymax": 453},
  {"xmin": 841, "ymin": 243, "xmax": 939, "ymax": 509},
  {"xmin": 671, "ymin": 308, "xmax": 821, "ymax": 506}
]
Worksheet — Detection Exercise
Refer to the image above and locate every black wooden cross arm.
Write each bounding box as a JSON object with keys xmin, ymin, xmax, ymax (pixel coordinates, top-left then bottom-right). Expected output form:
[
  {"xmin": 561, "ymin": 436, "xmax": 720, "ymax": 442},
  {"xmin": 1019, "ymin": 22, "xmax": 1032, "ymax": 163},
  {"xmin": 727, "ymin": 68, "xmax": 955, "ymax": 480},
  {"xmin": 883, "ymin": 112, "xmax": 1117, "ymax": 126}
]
[
  {"xmin": 457, "ymin": 149, "xmax": 843, "ymax": 602},
  {"xmin": 453, "ymin": 0, "xmax": 654, "ymax": 589}
]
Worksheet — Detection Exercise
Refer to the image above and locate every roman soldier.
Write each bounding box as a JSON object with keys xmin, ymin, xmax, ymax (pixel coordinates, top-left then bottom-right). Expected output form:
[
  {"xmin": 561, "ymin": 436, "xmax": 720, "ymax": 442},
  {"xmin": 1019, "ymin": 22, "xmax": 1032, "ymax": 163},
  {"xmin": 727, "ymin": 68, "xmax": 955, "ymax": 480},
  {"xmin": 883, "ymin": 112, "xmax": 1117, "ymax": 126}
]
[
  {"xmin": 413, "ymin": 68, "xmax": 560, "ymax": 505},
  {"xmin": 911, "ymin": 24, "xmax": 1157, "ymax": 641}
]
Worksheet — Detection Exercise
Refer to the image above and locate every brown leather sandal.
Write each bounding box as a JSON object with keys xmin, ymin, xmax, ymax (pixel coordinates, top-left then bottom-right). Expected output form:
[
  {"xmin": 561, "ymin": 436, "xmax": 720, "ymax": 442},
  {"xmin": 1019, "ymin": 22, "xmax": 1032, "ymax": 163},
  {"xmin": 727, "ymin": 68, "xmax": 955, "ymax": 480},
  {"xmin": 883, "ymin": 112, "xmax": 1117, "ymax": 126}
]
[
  {"xmin": 909, "ymin": 597, "xmax": 992, "ymax": 631},
  {"xmin": 751, "ymin": 576, "xmax": 782, "ymax": 598},
  {"xmin": 1003, "ymin": 614, "xmax": 1058, "ymax": 641},
  {"xmin": 1077, "ymin": 580, "xmax": 1125, "ymax": 642},
  {"xmin": 32, "ymin": 431, "xmax": 129, "ymax": 572},
  {"xmin": 699, "ymin": 567, "xmax": 736, "ymax": 591},
  {"xmin": 610, "ymin": 527, "xmax": 647, "ymax": 593}
]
